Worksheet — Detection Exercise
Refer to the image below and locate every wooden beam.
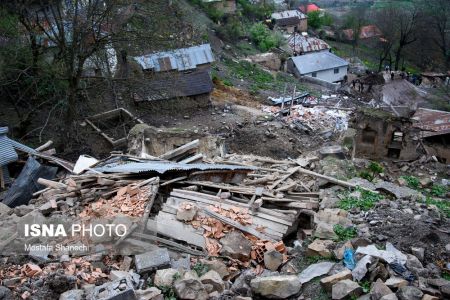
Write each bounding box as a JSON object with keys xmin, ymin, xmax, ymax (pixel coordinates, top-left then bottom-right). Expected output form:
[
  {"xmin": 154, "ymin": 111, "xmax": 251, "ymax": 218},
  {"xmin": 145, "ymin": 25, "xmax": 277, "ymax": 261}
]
[{"xmin": 159, "ymin": 139, "xmax": 200, "ymax": 161}]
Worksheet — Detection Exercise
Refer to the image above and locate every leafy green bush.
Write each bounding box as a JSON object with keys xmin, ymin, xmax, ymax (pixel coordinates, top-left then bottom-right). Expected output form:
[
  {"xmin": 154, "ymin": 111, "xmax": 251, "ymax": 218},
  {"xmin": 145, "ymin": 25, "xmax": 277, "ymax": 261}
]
[
  {"xmin": 307, "ymin": 11, "xmax": 333, "ymax": 29},
  {"xmin": 358, "ymin": 161, "xmax": 383, "ymax": 182},
  {"xmin": 400, "ymin": 175, "xmax": 420, "ymax": 189},
  {"xmin": 431, "ymin": 184, "xmax": 447, "ymax": 197},
  {"xmin": 425, "ymin": 197, "xmax": 450, "ymax": 218},
  {"xmin": 339, "ymin": 188, "xmax": 384, "ymax": 211},
  {"xmin": 249, "ymin": 23, "xmax": 282, "ymax": 51},
  {"xmin": 192, "ymin": 262, "xmax": 209, "ymax": 277},
  {"xmin": 216, "ymin": 17, "xmax": 246, "ymax": 41},
  {"xmin": 368, "ymin": 162, "xmax": 384, "ymax": 174},
  {"xmin": 333, "ymin": 224, "xmax": 357, "ymax": 241}
]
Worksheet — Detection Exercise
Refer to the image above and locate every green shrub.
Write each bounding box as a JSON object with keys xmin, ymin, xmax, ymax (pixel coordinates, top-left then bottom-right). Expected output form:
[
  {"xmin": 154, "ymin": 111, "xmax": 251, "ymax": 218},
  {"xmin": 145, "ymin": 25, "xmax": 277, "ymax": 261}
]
[
  {"xmin": 333, "ymin": 224, "xmax": 357, "ymax": 241},
  {"xmin": 307, "ymin": 11, "xmax": 334, "ymax": 29},
  {"xmin": 339, "ymin": 188, "xmax": 384, "ymax": 211},
  {"xmin": 401, "ymin": 175, "xmax": 420, "ymax": 189},
  {"xmin": 249, "ymin": 23, "xmax": 282, "ymax": 51},
  {"xmin": 238, "ymin": 0, "xmax": 275, "ymax": 20},
  {"xmin": 431, "ymin": 184, "xmax": 447, "ymax": 197},
  {"xmin": 425, "ymin": 197, "xmax": 450, "ymax": 218},
  {"xmin": 368, "ymin": 162, "xmax": 384, "ymax": 174},
  {"xmin": 192, "ymin": 262, "xmax": 209, "ymax": 277}
]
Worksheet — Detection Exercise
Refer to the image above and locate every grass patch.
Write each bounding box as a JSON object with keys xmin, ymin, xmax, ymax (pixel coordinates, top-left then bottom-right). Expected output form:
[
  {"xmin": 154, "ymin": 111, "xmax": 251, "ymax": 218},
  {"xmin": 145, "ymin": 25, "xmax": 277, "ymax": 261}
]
[
  {"xmin": 400, "ymin": 175, "xmax": 420, "ymax": 189},
  {"xmin": 334, "ymin": 224, "xmax": 357, "ymax": 241},
  {"xmin": 442, "ymin": 272, "xmax": 450, "ymax": 281},
  {"xmin": 359, "ymin": 161, "xmax": 384, "ymax": 182},
  {"xmin": 192, "ymin": 262, "xmax": 209, "ymax": 277},
  {"xmin": 360, "ymin": 280, "xmax": 371, "ymax": 293},
  {"xmin": 158, "ymin": 285, "xmax": 177, "ymax": 300},
  {"xmin": 431, "ymin": 184, "xmax": 448, "ymax": 198},
  {"xmin": 339, "ymin": 187, "xmax": 384, "ymax": 211},
  {"xmin": 425, "ymin": 197, "xmax": 450, "ymax": 218}
]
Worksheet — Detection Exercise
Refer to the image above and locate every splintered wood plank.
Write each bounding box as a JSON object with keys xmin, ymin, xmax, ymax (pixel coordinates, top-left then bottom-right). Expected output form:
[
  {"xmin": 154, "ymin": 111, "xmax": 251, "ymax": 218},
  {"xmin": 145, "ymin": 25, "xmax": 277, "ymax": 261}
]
[
  {"xmin": 165, "ymin": 198, "xmax": 284, "ymax": 238},
  {"xmin": 147, "ymin": 212, "xmax": 205, "ymax": 248},
  {"xmin": 171, "ymin": 190, "xmax": 294, "ymax": 225},
  {"xmin": 159, "ymin": 140, "xmax": 199, "ymax": 160}
]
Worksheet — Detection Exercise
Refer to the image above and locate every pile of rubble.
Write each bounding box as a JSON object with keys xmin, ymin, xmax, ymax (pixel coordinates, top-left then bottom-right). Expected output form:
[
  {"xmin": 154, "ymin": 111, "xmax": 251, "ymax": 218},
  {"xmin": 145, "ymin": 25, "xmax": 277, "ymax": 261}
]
[{"xmin": 0, "ymin": 129, "xmax": 449, "ymax": 300}]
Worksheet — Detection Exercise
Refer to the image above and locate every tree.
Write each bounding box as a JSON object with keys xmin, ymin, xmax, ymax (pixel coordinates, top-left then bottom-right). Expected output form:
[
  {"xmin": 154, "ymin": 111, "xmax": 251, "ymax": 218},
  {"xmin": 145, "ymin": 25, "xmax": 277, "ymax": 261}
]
[
  {"xmin": 424, "ymin": 0, "xmax": 450, "ymax": 68},
  {"xmin": 392, "ymin": 5, "xmax": 420, "ymax": 70},
  {"xmin": 372, "ymin": 6, "xmax": 396, "ymax": 71},
  {"xmin": 343, "ymin": 6, "xmax": 367, "ymax": 54}
]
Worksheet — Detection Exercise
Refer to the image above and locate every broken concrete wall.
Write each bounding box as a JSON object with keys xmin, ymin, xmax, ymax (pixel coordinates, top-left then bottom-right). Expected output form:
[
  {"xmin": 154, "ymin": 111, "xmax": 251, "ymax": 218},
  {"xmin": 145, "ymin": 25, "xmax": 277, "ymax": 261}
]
[
  {"xmin": 128, "ymin": 124, "xmax": 222, "ymax": 158},
  {"xmin": 353, "ymin": 110, "xmax": 420, "ymax": 160},
  {"xmin": 423, "ymin": 133, "xmax": 450, "ymax": 163},
  {"xmin": 246, "ymin": 53, "xmax": 282, "ymax": 71}
]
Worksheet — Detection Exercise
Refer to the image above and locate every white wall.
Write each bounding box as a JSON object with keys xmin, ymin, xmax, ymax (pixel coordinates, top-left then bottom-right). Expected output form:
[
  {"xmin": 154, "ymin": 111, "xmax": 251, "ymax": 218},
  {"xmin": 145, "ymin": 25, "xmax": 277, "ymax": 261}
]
[{"xmin": 304, "ymin": 66, "xmax": 347, "ymax": 83}]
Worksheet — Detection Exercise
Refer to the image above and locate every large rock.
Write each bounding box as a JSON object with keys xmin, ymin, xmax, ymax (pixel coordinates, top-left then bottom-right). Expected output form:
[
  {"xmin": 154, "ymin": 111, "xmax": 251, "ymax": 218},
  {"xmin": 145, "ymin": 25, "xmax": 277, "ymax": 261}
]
[
  {"xmin": 306, "ymin": 239, "xmax": 334, "ymax": 258},
  {"xmin": 176, "ymin": 205, "xmax": 197, "ymax": 222},
  {"xmin": 0, "ymin": 203, "xmax": 12, "ymax": 216},
  {"xmin": 315, "ymin": 209, "xmax": 351, "ymax": 226},
  {"xmin": 332, "ymin": 279, "xmax": 363, "ymax": 300},
  {"xmin": 385, "ymin": 277, "xmax": 408, "ymax": 290},
  {"xmin": 320, "ymin": 269, "xmax": 353, "ymax": 292},
  {"xmin": 441, "ymin": 284, "xmax": 450, "ymax": 299},
  {"xmin": 199, "ymin": 270, "xmax": 224, "ymax": 293},
  {"xmin": 421, "ymin": 295, "xmax": 439, "ymax": 300},
  {"xmin": 59, "ymin": 289, "xmax": 84, "ymax": 300},
  {"xmin": 0, "ymin": 286, "xmax": 13, "ymax": 300},
  {"xmin": 370, "ymin": 279, "xmax": 392, "ymax": 300},
  {"xmin": 154, "ymin": 268, "xmax": 179, "ymax": 287},
  {"xmin": 199, "ymin": 259, "xmax": 229, "ymax": 279},
  {"xmin": 219, "ymin": 231, "xmax": 252, "ymax": 260},
  {"xmin": 315, "ymin": 222, "xmax": 338, "ymax": 240},
  {"xmin": 231, "ymin": 269, "xmax": 256, "ymax": 297},
  {"xmin": 299, "ymin": 261, "xmax": 335, "ymax": 284},
  {"xmin": 406, "ymin": 254, "xmax": 423, "ymax": 270},
  {"xmin": 250, "ymin": 275, "xmax": 301, "ymax": 299},
  {"xmin": 135, "ymin": 287, "xmax": 162, "ymax": 300},
  {"xmin": 396, "ymin": 286, "xmax": 423, "ymax": 300},
  {"xmin": 375, "ymin": 181, "xmax": 418, "ymax": 199},
  {"xmin": 173, "ymin": 278, "xmax": 208, "ymax": 300},
  {"xmin": 264, "ymin": 249, "xmax": 283, "ymax": 271},
  {"xmin": 334, "ymin": 241, "xmax": 354, "ymax": 260},
  {"xmin": 134, "ymin": 248, "xmax": 170, "ymax": 273},
  {"xmin": 411, "ymin": 247, "xmax": 424, "ymax": 262}
]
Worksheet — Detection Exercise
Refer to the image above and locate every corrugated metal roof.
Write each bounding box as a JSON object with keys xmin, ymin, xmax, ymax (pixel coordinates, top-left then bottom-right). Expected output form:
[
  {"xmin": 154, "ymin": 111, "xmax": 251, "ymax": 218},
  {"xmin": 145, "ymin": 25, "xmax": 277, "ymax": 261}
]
[
  {"xmin": 288, "ymin": 34, "xmax": 330, "ymax": 54},
  {"xmin": 95, "ymin": 161, "xmax": 255, "ymax": 174},
  {"xmin": 0, "ymin": 127, "xmax": 37, "ymax": 167},
  {"xmin": 290, "ymin": 51, "xmax": 348, "ymax": 74},
  {"xmin": 134, "ymin": 44, "xmax": 214, "ymax": 72},
  {"xmin": 271, "ymin": 10, "xmax": 306, "ymax": 20},
  {"xmin": 412, "ymin": 108, "xmax": 450, "ymax": 137}
]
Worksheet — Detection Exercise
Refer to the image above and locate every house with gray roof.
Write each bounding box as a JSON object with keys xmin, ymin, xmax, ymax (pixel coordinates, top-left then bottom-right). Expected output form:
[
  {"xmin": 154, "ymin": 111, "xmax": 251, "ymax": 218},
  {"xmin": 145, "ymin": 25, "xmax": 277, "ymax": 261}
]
[
  {"xmin": 132, "ymin": 44, "xmax": 215, "ymax": 103},
  {"xmin": 287, "ymin": 51, "xmax": 349, "ymax": 83}
]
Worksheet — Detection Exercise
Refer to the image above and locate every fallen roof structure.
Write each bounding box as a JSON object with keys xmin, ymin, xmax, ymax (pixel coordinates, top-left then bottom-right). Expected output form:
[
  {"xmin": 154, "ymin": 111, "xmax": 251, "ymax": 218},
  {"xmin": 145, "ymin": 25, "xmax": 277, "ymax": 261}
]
[
  {"xmin": 412, "ymin": 108, "xmax": 450, "ymax": 137},
  {"xmin": 288, "ymin": 33, "xmax": 330, "ymax": 54}
]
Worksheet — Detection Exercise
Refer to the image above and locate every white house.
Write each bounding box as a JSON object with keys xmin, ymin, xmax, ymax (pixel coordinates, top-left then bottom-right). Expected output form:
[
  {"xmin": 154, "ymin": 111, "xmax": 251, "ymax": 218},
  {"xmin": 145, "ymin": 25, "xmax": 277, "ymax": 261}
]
[{"xmin": 287, "ymin": 51, "xmax": 349, "ymax": 83}]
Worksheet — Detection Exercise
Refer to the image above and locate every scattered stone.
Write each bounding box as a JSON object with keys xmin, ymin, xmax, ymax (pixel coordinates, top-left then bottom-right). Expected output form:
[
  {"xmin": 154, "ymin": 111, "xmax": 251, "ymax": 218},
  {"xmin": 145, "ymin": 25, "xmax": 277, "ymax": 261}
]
[
  {"xmin": 306, "ymin": 239, "xmax": 334, "ymax": 258},
  {"xmin": 352, "ymin": 255, "xmax": 374, "ymax": 282},
  {"xmin": 199, "ymin": 270, "xmax": 225, "ymax": 293},
  {"xmin": 370, "ymin": 279, "xmax": 393, "ymax": 300},
  {"xmin": 231, "ymin": 269, "xmax": 256, "ymax": 297},
  {"xmin": 120, "ymin": 256, "xmax": 133, "ymax": 271},
  {"xmin": 427, "ymin": 278, "xmax": 449, "ymax": 288},
  {"xmin": 375, "ymin": 181, "xmax": 418, "ymax": 199},
  {"xmin": 406, "ymin": 254, "xmax": 423, "ymax": 270},
  {"xmin": 379, "ymin": 294, "xmax": 398, "ymax": 300},
  {"xmin": 29, "ymin": 247, "xmax": 50, "ymax": 263},
  {"xmin": 264, "ymin": 249, "xmax": 283, "ymax": 271},
  {"xmin": 411, "ymin": 247, "xmax": 424, "ymax": 262},
  {"xmin": 441, "ymin": 284, "xmax": 450, "ymax": 298},
  {"xmin": 299, "ymin": 261, "xmax": 335, "ymax": 284},
  {"xmin": 421, "ymin": 295, "xmax": 439, "ymax": 300},
  {"xmin": 332, "ymin": 279, "xmax": 363, "ymax": 300},
  {"xmin": 59, "ymin": 289, "xmax": 84, "ymax": 300},
  {"xmin": 320, "ymin": 269, "xmax": 353, "ymax": 292},
  {"xmin": 176, "ymin": 205, "xmax": 197, "ymax": 222},
  {"xmin": 174, "ymin": 278, "xmax": 208, "ymax": 300},
  {"xmin": 154, "ymin": 268, "xmax": 178, "ymax": 287},
  {"xmin": 333, "ymin": 241, "xmax": 353, "ymax": 260},
  {"xmin": 135, "ymin": 287, "xmax": 162, "ymax": 300},
  {"xmin": 219, "ymin": 231, "xmax": 252, "ymax": 260},
  {"xmin": 314, "ymin": 222, "xmax": 338, "ymax": 240},
  {"xmin": 91, "ymin": 277, "xmax": 136, "ymax": 300},
  {"xmin": 109, "ymin": 270, "xmax": 130, "ymax": 281},
  {"xmin": 134, "ymin": 248, "xmax": 170, "ymax": 273},
  {"xmin": 199, "ymin": 259, "xmax": 229, "ymax": 279},
  {"xmin": 419, "ymin": 177, "xmax": 432, "ymax": 188},
  {"xmin": 0, "ymin": 203, "xmax": 11, "ymax": 216},
  {"xmin": 445, "ymin": 244, "xmax": 450, "ymax": 255},
  {"xmin": 0, "ymin": 286, "xmax": 13, "ymax": 300},
  {"xmin": 250, "ymin": 275, "xmax": 301, "ymax": 299},
  {"xmin": 396, "ymin": 286, "xmax": 423, "ymax": 300},
  {"xmin": 385, "ymin": 277, "xmax": 408, "ymax": 290}
]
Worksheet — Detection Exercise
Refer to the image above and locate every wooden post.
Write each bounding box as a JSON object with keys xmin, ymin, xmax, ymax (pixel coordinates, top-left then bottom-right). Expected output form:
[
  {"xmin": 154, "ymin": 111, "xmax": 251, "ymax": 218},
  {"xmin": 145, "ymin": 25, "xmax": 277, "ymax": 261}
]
[
  {"xmin": 281, "ymin": 83, "xmax": 287, "ymax": 111},
  {"xmin": 289, "ymin": 85, "xmax": 296, "ymax": 116}
]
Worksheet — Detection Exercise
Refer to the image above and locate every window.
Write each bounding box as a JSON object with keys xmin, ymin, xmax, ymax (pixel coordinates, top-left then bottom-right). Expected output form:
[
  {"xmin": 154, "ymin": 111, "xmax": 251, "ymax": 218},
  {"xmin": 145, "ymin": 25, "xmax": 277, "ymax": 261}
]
[
  {"xmin": 311, "ymin": 72, "xmax": 317, "ymax": 77},
  {"xmin": 392, "ymin": 131, "xmax": 403, "ymax": 142},
  {"xmin": 334, "ymin": 68, "xmax": 339, "ymax": 74}
]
